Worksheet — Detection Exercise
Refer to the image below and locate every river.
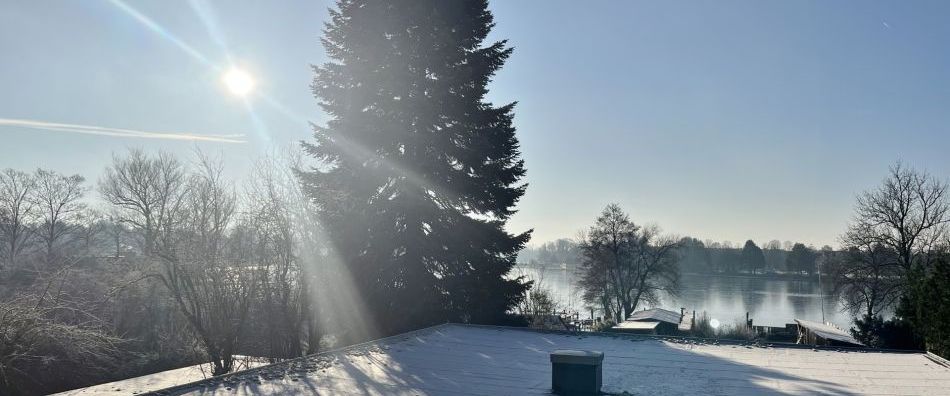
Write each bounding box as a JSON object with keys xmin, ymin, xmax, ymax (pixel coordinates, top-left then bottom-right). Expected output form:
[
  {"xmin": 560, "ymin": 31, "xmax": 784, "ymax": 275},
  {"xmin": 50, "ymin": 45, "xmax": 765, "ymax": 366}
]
[{"xmin": 514, "ymin": 265, "xmax": 854, "ymax": 329}]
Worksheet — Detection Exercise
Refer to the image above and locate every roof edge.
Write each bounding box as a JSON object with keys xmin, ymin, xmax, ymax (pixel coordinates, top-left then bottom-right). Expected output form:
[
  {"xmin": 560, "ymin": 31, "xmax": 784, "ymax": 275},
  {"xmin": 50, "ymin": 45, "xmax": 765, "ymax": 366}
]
[
  {"xmin": 926, "ymin": 352, "xmax": 950, "ymax": 369},
  {"xmin": 451, "ymin": 323, "xmax": 925, "ymax": 354}
]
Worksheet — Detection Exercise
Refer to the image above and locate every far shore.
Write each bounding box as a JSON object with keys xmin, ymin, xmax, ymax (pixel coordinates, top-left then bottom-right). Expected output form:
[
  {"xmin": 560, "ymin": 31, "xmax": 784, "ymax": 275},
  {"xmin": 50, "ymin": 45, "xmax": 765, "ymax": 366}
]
[{"xmin": 518, "ymin": 262, "xmax": 824, "ymax": 281}]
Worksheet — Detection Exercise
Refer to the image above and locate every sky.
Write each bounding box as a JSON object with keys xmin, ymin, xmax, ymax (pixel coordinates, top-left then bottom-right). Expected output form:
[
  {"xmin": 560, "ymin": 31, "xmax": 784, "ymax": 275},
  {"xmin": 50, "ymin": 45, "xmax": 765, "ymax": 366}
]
[{"xmin": 2, "ymin": 1, "xmax": 950, "ymax": 248}]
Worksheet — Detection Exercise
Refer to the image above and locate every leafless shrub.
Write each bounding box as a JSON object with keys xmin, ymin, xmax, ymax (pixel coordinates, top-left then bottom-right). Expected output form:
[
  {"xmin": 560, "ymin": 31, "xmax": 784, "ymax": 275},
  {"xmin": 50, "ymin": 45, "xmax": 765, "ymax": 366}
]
[{"xmin": 0, "ymin": 288, "xmax": 123, "ymax": 394}]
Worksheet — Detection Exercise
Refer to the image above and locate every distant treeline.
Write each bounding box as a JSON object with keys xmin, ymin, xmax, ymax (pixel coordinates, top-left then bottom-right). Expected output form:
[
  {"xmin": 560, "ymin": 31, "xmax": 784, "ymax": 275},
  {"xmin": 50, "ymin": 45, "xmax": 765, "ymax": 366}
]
[
  {"xmin": 519, "ymin": 237, "xmax": 834, "ymax": 276},
  {"xmin": 517, "ymin": 239, "xmax": 580, "ymax": 266},
  {"xmin": 678, "ymin": 238, "xmax": 834, "ymax": 276}
]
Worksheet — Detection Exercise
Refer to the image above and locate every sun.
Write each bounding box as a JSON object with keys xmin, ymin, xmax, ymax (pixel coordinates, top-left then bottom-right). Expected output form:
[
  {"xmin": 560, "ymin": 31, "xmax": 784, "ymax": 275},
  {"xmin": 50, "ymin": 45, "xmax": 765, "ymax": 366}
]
[{"xmin": 222, "ymin": 68, "xmax": 255, "ymax": 97}]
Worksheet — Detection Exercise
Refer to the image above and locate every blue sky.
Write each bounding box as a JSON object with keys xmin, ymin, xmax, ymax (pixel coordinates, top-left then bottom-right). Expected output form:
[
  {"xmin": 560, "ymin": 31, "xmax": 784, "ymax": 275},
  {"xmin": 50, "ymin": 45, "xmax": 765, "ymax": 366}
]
[{"xmin": 2, "ymin": 1, "xmax": 950, "ymax": 248}]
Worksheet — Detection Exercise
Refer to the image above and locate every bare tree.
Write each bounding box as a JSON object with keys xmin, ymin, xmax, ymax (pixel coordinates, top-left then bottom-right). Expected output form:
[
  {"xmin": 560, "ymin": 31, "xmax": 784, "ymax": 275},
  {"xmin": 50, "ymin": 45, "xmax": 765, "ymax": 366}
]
[
  {"xmin": 243, "ymin": 152, "xmax": 323, "ymax": 358},
  {"xmin": 154, "ymin": 153, "xmax": 254, "ymax": 375},
  {"xmin": 0, "ymin": 169, "xmax": 36, "ymax": 270},
  {"xmin": 836, "ymin": 162, "xmax": 949, "ymax": 348},
  {"xmin": 102, "ymin": 208, "xmax": 131, "ymax": 259},
  {"xmin": 834, "ymin": 223, "xmax": 904, "ymax": 318},
  {"xmin": 577, "ymin": 204, "xmax": 636, "ymax": 322},
  {"xmin": 628, "ymin": 226, "xmax": 680, "ymax": 313},
  {"xmin": 852, "ymin": 162, "xmax": 949, "ymax": 271},
  {"xmin": 513, "ymin": 267, "xmax": 558, "ymax": 318},
  {"xmin": 30, "ymin": 169, "xmax": 87, "ymax": 263},
  {"xmin": 99, "ymin": 149, "xmax": 187, "ymax": 256},
  {"xmin": 577, "ymin": 204, "xmax": 680, "ymax": 322}
]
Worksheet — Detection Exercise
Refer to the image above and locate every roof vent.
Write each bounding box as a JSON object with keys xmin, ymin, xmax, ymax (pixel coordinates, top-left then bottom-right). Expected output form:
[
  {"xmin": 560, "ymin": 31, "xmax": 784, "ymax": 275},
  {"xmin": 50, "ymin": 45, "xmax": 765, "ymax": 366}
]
[{"xmin": 550, "ymin": 350, "xmax": 604, "ymax": 395}]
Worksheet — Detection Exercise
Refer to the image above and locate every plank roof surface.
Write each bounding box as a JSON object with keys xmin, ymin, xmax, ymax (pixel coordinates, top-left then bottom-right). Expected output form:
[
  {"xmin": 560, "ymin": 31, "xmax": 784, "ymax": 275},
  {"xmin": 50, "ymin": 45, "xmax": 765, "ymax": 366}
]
[
  {"xmin": 627, "ymin": 307, "xmax": 683, "ymax": 324},
  {"xmin": 795, "ymin": 319, "xmax": 865, "ymax": 346},
  {"xmin": 130, "ymin": 324, "xmax": 950, "ymax": 396},
  {"xmin": 612, "ymin": 320, "xmax": 661, "ymax": 330}
]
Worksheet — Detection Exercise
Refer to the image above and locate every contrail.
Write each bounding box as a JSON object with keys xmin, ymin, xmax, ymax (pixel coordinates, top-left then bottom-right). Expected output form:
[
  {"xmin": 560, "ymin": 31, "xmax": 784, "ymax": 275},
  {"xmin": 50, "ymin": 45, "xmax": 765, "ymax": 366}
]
[{"xmin": 0, "ymin": 118, "xmax": 246, "ymax": 143}]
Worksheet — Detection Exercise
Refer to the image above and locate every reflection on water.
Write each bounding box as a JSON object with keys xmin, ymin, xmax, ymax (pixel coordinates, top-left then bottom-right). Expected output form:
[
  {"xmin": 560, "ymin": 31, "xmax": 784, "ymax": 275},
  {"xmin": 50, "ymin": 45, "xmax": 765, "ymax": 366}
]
[{"xmin": 514, "ymin": 265, "xmax": 854, "ymax": 329}]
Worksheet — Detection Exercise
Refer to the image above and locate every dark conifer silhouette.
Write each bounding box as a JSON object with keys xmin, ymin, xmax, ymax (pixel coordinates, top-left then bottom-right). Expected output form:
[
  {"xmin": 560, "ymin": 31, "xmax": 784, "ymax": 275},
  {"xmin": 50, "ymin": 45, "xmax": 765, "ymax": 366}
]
[
  {"xmin": 785, "ymin": 242, "xmax": 817, "ymax": 275},
  {"xmin": 740, "ymin": 239, "xmax": 766, "ymax": 275},
  {"xmin": 300, "ymin": 0, "xmax": 530, "ymax": 335}
]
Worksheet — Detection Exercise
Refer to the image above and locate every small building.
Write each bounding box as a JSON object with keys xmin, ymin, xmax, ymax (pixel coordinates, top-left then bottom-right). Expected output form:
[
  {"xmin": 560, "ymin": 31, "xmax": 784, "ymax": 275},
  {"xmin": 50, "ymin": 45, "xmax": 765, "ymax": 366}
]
[
  {"xmin": 794, "ymin": 319, "xmax": 864, "ymax": 347},
  {"xmin": 750, "ymin": 323, "xmax": 799, "ymax": 343},
  {"xmin": 611, "ymin": 308, "xmax": 685, "ymax": 335}
]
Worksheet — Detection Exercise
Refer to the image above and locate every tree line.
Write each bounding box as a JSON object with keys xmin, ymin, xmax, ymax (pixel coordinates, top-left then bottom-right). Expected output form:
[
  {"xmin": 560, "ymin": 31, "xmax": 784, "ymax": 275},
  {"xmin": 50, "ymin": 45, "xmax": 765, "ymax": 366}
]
[
  {"xmin": 520, "ymin": 233, "xmax": 832, "ymax": 277},
  {"xmin": 518, "ymin": 238, "xmax": 581, "ymax": 267},
  {"xmin": 677, "ymin": 238, "xmax": 833, "ymax": 276}
]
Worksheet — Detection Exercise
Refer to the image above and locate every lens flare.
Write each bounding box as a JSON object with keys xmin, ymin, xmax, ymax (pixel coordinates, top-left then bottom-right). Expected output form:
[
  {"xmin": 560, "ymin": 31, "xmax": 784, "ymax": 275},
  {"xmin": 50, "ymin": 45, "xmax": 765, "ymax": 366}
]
[{"xmin": 223, "ymin": 68, "xmax": 255, "ymax": 97}]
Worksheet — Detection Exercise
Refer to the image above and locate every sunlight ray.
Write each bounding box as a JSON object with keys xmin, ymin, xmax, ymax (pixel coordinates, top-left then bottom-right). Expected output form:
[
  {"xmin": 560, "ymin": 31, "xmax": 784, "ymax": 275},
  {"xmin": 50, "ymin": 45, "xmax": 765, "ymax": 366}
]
[{"xmin": 108, "ymin": 0, "xmax": 218, "ymax": 70}]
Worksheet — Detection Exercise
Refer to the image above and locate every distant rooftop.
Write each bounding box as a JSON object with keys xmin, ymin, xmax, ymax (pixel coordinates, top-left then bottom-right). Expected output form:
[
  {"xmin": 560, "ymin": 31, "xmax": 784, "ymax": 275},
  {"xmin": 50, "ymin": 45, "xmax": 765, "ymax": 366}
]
[{"xmin": 113, "ymin": 324, "xmax": 950, "ymax": 396}]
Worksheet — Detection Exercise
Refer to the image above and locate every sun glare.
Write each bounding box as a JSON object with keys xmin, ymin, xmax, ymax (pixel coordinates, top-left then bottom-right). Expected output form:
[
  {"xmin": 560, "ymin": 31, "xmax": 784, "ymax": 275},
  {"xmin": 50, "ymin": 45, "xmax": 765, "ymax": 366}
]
[{"xmin": 222, "ymin": 68, "xmax": 255, "ymax": 97}]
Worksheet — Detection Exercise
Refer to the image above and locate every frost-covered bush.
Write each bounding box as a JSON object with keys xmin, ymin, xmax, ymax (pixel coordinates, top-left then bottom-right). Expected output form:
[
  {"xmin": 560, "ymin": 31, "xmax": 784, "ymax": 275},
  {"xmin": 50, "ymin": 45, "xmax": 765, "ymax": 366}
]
[{"xmin": 0, "ymin": 294, "xmax": 124, "ymax": 395}]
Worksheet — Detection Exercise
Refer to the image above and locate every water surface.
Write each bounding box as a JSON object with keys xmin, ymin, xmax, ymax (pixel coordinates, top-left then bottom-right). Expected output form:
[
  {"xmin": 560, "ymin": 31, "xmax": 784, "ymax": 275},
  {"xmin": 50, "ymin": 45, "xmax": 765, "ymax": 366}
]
[{"xmin": 515, "ymin": 265, "xmax": 853, "ymax": 329}]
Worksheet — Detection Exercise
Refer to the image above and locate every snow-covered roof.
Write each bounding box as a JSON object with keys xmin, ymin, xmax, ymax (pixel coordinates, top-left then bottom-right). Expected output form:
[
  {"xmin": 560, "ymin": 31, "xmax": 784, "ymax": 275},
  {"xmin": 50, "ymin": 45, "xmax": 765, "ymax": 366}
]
[
  {"xmin": 53, "ymin": 356, "xmax": 269, "ymax": 396},
  {"xmin": 795, "ymin": 319, "xmax": 865, "ymax": 346},
  {"xmin": 613, "ymin": 320, "xmax": 661, "ymax": 330},
  {"xmin": 126, "ymin": 324, "xmax": 950, "ymax": 395},
  {"xmin": 627, "ymin": 307, "xmax": 682, "ymax": 324}
]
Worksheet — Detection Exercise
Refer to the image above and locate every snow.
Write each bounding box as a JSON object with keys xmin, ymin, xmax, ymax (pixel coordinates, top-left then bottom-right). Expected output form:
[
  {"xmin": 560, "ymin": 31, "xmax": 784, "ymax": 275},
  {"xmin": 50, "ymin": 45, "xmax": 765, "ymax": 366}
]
[
  {"xmin": 795, "ymin": 319, "xmax": 864, "ymax": 346},
  {"xmin": 628, "ymin": 307, "xmax": 682, "ymax": 324},
  {"xmin": 126, "ymin": 324, "xmax": 950, "ymax": 396},
  {"xmin": 53, "ymin": 357, "xmax": 269, "ymax": 396},
  {"xmin": 613, "ymin": 320, "xmax": 661, "ymax": 330}
]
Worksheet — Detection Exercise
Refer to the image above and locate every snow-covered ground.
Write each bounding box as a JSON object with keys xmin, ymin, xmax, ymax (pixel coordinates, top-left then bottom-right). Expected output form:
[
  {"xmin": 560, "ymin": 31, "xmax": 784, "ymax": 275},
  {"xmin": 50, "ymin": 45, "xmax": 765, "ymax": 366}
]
[
  {"xmin": 53, "ymin": 356, "xmax": 269, "ymax": 396},
  {"xmin": 112, "ymin": 324, "xmax": 950, "ymax": 396}
]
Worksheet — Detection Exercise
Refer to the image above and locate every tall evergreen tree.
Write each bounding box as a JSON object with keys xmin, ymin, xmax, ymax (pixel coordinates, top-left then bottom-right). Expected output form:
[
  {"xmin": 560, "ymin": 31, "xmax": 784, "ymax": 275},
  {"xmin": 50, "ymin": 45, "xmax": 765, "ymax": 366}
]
[
  {"xmin": 901, "ymin": 254, "xmax": 950, "ymax": 357},
  {"xmin": 301, "ymin": 0, "xmax": 530, "ymax": 336}
]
